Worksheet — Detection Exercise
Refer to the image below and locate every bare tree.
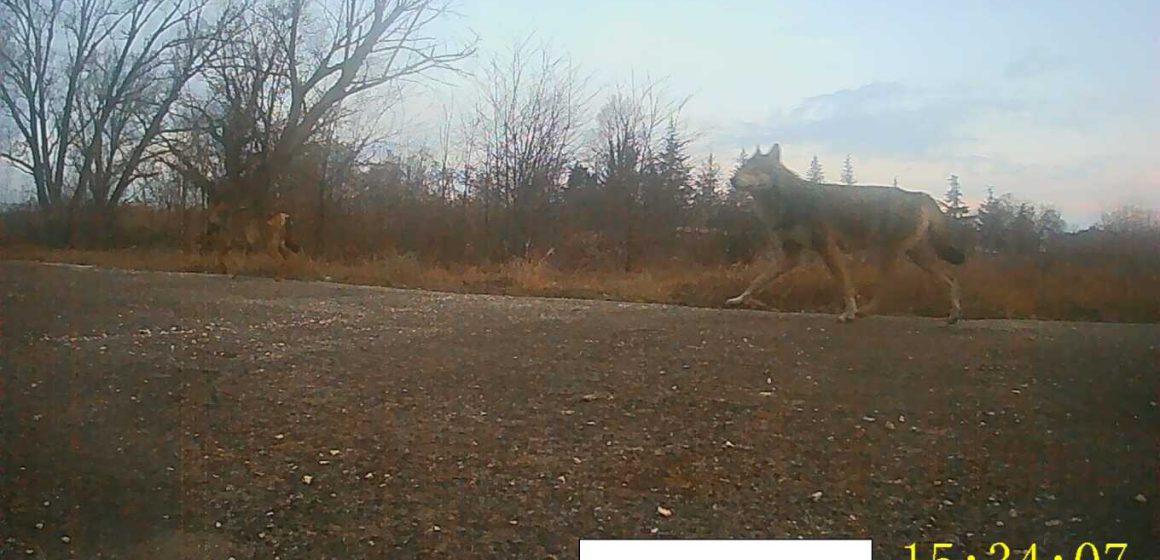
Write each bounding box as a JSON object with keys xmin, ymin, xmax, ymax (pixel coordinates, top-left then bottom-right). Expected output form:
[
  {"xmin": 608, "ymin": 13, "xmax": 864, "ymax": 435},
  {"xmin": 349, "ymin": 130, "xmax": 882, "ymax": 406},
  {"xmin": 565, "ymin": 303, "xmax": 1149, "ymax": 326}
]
[
  {"xmin": 470, "ymin": 38, "xmax": 587, "ymax": 258},
  {"xmin": 1, "ymin": 0, "xmax": 93, "ymax": 215},
  {"xmin": 1100, "ymin": 204, "xmax": 1160, "ymax": 236},
  {"xmin": 0, "ymin": 0, "xmax": 228, "ymax": 243},
  {"xmin": 165, "ymin": 0, "xmax": 474, "ymax": 220},
  {"xmin": 311, "ymin": 125, "xmax": 380, "ymax": 253},
  {"xmin": 589, "ymin": 76, "xmax": 685, "ymax": 271}
]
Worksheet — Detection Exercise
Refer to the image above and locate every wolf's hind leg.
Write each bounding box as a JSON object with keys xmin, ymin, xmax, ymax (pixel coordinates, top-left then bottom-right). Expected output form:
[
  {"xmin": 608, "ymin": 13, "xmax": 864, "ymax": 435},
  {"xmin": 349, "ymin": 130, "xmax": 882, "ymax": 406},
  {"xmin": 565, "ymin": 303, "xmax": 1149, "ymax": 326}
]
[
  {"xmin": 907, "ymin": 244, "xmax": 962, "ymax": 324},
  {"xmin": 859, "ymin": 221, "xmax": 929, "ymax": 318},
  {"xmin": 856, "ymin": 252, "xmax": 899, "ymax": 318},
  {"xmin": 725, "ymin": 244, "xmax": 802, "ymax": 308},
  {"xmin": 819, "ymin": 243, "xmax": 858, "ymax": 323}
]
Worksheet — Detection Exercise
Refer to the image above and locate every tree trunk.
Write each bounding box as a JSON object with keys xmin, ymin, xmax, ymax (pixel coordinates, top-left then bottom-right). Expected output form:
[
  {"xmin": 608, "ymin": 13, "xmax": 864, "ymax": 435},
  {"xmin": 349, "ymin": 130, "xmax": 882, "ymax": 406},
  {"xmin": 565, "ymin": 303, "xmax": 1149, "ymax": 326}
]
[
  {"xmin": 622, "ymin": 190, "xmax": 636, "ymax": 273},
  {"xmin": 316, "ymin": 153, "xmax": 329, "ymax": 255}
]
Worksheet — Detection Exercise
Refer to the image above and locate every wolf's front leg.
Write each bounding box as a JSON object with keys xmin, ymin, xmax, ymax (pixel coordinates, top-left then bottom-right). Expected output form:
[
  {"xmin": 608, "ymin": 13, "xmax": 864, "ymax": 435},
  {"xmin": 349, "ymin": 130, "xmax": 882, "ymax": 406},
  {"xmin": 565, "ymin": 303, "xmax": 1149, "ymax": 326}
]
[{"xmin": 725, "ymin": 246, "xmax": 801, "ymax": 308}]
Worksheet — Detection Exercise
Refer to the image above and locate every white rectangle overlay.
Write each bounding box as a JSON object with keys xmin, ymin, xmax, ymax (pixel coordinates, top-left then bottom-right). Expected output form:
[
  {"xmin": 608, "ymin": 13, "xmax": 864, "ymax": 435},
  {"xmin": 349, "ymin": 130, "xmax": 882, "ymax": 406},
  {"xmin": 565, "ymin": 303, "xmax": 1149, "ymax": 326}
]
[{"xmin": 580, "ymin": 539, "xmax": 872, "ymax": 560}]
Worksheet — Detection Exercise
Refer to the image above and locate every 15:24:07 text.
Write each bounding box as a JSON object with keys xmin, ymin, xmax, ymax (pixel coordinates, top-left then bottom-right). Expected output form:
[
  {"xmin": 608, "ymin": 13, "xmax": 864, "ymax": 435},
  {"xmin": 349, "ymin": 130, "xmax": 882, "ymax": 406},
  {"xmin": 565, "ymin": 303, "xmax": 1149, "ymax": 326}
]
[{"xmin": 905, "ymin": 542, "xmax": 1128, "ymax": 560}]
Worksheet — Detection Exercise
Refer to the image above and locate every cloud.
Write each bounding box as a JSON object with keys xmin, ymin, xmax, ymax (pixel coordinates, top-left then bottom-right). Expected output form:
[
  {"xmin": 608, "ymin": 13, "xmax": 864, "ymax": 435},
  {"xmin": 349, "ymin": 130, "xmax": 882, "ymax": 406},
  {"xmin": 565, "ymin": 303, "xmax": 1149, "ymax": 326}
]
[
  {"xmin": 728, "ymin": 81, "xmax": 1021, "ymax": 158},
  {"xmin": 705, "ymin": 80, "xmax": 1160, "ymax": 227}
]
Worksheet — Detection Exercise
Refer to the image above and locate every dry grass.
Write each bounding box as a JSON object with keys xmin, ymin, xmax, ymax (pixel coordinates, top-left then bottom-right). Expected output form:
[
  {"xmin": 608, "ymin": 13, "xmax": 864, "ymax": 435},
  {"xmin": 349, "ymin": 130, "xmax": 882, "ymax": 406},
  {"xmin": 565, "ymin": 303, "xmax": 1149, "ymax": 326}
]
[{"xmin": 2, "ymin": 245, "xmax": 1157, "ymax": 323}]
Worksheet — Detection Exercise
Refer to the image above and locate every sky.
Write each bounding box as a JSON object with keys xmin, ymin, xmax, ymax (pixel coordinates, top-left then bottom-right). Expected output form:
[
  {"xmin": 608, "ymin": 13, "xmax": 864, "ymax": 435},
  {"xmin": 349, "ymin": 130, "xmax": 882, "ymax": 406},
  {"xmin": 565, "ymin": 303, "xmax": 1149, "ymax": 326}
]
[
  {"xmin": 3, "ymin": 0, "xmax": 1156, "ymax": 227},
  {"xmin": 420, "ymin": 0, "xmax": 1160, "ymax": 227}
]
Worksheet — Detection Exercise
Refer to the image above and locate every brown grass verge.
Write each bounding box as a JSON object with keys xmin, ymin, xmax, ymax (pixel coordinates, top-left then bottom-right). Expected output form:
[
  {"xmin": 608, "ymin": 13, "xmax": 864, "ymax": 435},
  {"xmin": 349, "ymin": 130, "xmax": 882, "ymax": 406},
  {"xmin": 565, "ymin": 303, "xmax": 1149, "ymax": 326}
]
[{"xmin": 2, "ymin": 245, "xmax": 1156, "ymax": 323}]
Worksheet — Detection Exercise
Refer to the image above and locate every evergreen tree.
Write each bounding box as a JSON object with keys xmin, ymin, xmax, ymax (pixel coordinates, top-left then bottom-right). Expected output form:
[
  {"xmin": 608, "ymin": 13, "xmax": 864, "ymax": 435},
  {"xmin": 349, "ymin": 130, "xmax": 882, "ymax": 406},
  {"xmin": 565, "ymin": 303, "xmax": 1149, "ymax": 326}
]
[
  {"xmin": 1035, "ymin": 206, "xmax": 1066, "ymax": 248},
  {"xmin": 975, "ymin": 189, "xmax": 1065, "ymax": 254},
  {"xmin": 565, "ymin": 162, "xmax": 596, "ymax": 191},
  {"xmin": 840, "ymin": 154, "xmax": 856, "ymax": 185},
  {"xmin": 943, "ymin": 174, "xmax": 969, "ymax": 219},
  {"xmin": 693, "ymin": 153, "xmax": 722, "ymax": 206},
  {"xmin": 1011, "ymin": 202, "xmax": 1039, "ymax": 254},
  {"xmin": 806, "ymin": 155, "xmax": 825, "ymax": 183},
  {"xmin": 975, "ymin": 186, "xmax": 1006, "ymax": 252},
  {"xmin": 656, "ymin": 120, "xmax": 692, "ymax": 207},
  {"xmin": 892, "ymin": 177, "xmax": 899, "ymax": 188},
  {"xmin": 735, "ymin": 148, "xmax": 749, "ymax": 166},
  {"xmin": 634, "ymin": 119, "xmax": 692, "ymax": 250},
  {"xmin": 975, "ymin": 186, "xmax": 998, "ymax": 224},
  {"xmin": 728, "ymin": 149, "xmax": 749, "ymax": 192},
  {"xmin": 976, "ymin": 186, "xmax": 996, "ymax": 212}
]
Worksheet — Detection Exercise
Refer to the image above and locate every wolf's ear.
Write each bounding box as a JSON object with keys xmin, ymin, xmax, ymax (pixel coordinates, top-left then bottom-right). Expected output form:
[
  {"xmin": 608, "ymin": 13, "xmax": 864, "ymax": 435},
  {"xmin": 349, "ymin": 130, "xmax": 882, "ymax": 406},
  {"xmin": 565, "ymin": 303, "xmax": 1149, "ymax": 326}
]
[
  {"xmin": 769, "ymin": 143, "xmax": 781, "ymax": 162},
  {"xmin": 754, "ymin": 144, "xmax": 763, "ymax": 157}
]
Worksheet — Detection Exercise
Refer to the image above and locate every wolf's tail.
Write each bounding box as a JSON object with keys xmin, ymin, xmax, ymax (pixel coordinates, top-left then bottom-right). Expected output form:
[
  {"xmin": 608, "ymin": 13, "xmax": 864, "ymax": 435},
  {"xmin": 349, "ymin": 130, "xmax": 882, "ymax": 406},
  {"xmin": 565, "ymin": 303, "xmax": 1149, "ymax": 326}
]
[{"xmin": 928, "ymin": 210, "xmax": 967, "ymax": 265}]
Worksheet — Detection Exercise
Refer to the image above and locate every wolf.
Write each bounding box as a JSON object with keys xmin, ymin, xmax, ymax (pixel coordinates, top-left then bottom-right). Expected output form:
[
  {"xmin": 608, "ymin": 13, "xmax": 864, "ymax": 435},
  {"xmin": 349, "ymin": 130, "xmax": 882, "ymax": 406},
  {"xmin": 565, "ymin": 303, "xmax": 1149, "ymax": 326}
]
[
  {"xmin": 725, "ymin": 144, "xmax": 966, "ymax": 323},
  {"xmin": 205, "ymin": 202, "xmax": 296, "ymax": 277}
]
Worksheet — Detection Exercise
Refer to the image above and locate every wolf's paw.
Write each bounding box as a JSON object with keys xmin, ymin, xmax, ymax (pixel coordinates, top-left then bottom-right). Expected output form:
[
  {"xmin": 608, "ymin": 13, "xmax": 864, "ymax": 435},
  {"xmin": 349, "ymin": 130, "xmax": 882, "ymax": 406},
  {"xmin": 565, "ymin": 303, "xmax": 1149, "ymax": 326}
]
[
  {"xmin": 724, "ymin": 295, "xmax": 747, "ymax": 307},
  {"xmin": 854, "ymin": 302, "xmax": 879, "ymax": 318},
  {"xmin": 837, "ymin": 312, "xmax": 858, "ymax": 323},
  {"xmin": 727, "ymin": 296, "xmax": 768, "ymax": 309}
]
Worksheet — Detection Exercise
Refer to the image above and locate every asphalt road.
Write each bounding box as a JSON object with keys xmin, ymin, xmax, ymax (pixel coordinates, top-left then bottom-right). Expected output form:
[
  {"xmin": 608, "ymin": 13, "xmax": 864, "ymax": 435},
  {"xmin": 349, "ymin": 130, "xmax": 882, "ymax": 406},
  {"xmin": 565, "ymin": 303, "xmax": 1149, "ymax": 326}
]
[{"xmin": 1, "ymin": 261, "xmax": 1156, "ymax": 559}]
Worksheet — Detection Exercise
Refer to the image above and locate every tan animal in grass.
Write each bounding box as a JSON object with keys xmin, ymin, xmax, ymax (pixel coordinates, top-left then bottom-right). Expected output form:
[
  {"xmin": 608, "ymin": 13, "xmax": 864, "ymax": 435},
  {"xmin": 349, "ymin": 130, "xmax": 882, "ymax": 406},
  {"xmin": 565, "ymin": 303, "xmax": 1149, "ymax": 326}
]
[
  {"xmin": 726, "ymin": 144, "xmax": 966, "ymax": 323},
  {"xmin": 205, "ymin": 202, "xmax": 296, "ymax": 278}
]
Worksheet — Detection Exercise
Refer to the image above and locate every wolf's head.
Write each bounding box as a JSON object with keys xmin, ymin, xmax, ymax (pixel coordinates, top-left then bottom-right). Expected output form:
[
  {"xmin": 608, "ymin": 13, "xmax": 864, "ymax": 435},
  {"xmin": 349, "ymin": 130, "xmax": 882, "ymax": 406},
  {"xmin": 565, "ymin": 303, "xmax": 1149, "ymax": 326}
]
[
  {"xmin": 730, "ymin": 144, "xmax": 798, "ymax": 192},
  {"xmin": 730, "ymin": 144, "xmax": 800, "ymax": 227}
]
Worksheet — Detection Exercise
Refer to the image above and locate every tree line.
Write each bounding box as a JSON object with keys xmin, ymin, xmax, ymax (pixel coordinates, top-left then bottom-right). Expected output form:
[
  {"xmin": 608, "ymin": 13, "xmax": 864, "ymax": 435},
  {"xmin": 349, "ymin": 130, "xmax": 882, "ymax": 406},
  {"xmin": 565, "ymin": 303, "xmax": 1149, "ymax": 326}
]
[{"xmin": 2, "ymin": 0, "xmax": 1156, "ymax": 273}]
